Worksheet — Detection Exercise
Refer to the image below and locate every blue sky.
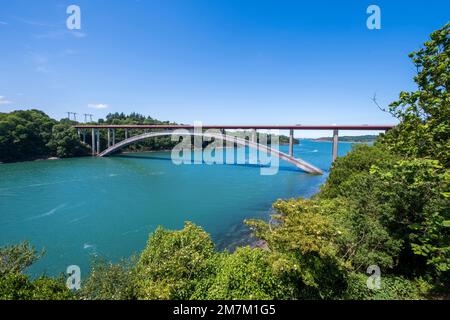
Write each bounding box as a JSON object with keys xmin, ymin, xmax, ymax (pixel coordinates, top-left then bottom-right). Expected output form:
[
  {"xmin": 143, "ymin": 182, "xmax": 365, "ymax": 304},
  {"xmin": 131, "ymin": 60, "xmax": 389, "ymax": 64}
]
[{"xmin": 0, "ymin": 0, "xmax": 449, "ymax": 137}]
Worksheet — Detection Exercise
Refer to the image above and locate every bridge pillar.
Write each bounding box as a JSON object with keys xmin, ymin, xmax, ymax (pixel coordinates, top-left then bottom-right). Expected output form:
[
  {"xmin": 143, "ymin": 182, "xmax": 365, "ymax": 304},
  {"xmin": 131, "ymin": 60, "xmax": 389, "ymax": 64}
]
[
  {"xmin": 107, "ymin": 129, "xmax": 111, "ymax": 148},
  {"xmin": 91, "ymin": 128, "xmax": 95, "ymax": 156},
  {"xmin": 125, "ymin": 129, "xmax": 128, "ymax": 140},
  {"xmin": 112, "ymin": 129, "xmax": 116, "ymax": 146},
  {"xmin": 332, "ymin": 129, "xmax": 339, "ymax": 162},
  {"xmin": 289, "ymin": 129, "xmax": 294, "ymax": 157},
  {"xmin": 251, "ymin": 129, "xmax": 257, "ymax": 143},
  {"xmin": 96, "ymin": 129, "xmax": 100, "ymax": 155},
  {"xmin": 83, "ymin": 129, "xmax": 86, "ymax": 143}
]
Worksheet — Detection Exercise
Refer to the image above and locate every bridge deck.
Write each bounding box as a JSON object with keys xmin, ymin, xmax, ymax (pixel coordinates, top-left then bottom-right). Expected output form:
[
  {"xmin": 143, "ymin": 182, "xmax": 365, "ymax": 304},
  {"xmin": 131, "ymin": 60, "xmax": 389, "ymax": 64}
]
[{"xmin": 75, "ymin": 124, "xmax": 394, "ymax": 130}]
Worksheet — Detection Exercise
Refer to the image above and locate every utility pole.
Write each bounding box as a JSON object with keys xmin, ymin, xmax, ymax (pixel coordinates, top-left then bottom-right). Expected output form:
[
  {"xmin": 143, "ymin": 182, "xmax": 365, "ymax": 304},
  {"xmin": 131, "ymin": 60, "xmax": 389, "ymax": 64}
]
[{"xmin": 84, "ymin": 113, "xmax": 94, "ymax": 123}]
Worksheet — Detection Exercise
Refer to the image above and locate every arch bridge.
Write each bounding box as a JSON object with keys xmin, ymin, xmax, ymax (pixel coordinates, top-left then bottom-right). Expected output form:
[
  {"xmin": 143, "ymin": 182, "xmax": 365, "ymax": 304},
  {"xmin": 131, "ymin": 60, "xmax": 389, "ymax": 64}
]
[{"xmin": 73, "ymin": 124, "xmax": 394, "ymax": 175}]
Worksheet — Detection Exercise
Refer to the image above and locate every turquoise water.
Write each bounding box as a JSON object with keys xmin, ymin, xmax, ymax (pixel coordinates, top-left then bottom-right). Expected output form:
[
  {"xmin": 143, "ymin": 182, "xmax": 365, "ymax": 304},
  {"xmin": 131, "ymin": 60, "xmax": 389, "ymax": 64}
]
[{"xmin": 0, "ymin": 140, "xmax": 354, "ymax": 276}]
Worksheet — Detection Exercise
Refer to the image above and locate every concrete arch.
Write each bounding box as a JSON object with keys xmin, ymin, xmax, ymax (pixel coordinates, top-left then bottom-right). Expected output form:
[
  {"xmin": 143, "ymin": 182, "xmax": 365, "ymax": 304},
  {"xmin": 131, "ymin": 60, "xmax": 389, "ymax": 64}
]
[{"xmin": 98, "ymin": 131, "xmax": 323, "ymax": 175}]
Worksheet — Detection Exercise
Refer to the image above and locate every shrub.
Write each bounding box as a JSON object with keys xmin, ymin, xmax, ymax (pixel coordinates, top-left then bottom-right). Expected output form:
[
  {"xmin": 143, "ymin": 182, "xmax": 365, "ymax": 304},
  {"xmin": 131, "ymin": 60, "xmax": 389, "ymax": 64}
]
[
  {"xmin": 344, "ymin": 272, "xmax": 429, "ymax": 300},
  {"xmin": 202, "ymin": 247, "xmax": 296, "ymax": 300},
  {"xmin": 135, "ymin": 222, "xmax": 217, "ymax": 299},
  {"xmin": 79, "ymin": 258, "xmax": 138, "ymax": 300}
]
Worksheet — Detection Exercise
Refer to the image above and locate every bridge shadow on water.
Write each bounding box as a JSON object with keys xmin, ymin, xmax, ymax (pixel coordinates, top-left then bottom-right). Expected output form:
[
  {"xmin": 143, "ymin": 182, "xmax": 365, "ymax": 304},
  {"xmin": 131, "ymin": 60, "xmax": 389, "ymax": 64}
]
[{"xmin": 111, "ymin": 154, "xmax": 316, "ymax": 173}]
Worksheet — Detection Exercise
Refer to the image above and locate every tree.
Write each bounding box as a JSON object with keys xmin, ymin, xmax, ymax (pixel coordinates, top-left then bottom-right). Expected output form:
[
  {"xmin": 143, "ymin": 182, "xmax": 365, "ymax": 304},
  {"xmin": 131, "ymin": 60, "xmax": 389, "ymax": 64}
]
[
  {"xmin": 135, "ymin": 222, "xmax": 217, "ymax": 299},
  {"xmin": 80, "ymin": 258, "xmax": 137, "ymax": 300},
  {"xmin": 380, "ymin": 23, "xmax": 450, "ymax": 167},
  {"xmin": 0, "ymin": 110, "xmax": 55, "ymax": 162},
  {"xmin": 47, "ymin": 123, "xmax": 91, "ymax": 158},
  {"xmin": 0, "ymin": 242, "xmax": 73, "ymax": 300}
]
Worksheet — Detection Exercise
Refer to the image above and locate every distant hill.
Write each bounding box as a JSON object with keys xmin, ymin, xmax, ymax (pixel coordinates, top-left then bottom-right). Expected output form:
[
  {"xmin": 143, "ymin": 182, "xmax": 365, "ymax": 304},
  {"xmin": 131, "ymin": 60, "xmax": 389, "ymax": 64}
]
[{"xmin": 312, "ymin": 135, "xmax": 379, "ymax": 143}]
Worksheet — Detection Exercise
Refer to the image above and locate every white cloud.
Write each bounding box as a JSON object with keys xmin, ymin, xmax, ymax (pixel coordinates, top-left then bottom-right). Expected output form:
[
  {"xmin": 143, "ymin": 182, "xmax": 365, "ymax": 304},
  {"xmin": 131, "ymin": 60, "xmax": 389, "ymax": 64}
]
[
  {"xmin": 0, "ymin": 96, "xmax": 12, "ymax": 105},
  {"xmin": 0, "ymin": 21, "xmax": 7, "ymax": 25},
  {"xmin": 88, "ymin": 103, "xmax": 109, "ymax": 109}
]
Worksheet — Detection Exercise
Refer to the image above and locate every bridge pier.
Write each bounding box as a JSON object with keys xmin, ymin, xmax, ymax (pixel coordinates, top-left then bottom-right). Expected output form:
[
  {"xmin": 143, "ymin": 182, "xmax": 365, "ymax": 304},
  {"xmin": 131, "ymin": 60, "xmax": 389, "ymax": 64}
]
[
  {"xmin": 125, "ymin": 129, "xmax": 128, "ymax": 140},
  {"xmin": 112, "ymin": 129, "xmax": 116, "ymax": 146},
  {"xmin": 289, "ymin": 129, "xmax": 294, "ymax": 157},
  {"xmin": 107, "ymin": 129, "xmax": 111, "ymax": 148},
  {"xmin": 91, "ymin": 128, "xmax": 95, "ymax": 156},
  {"xmin": 96, "ymin": 129, "xmax": 100, "ymax": 155},
  {"xmin": 83, "ymin": 129, "xmax": 86, "ymax": 143},
  {"xmin": 332, "ymin": 129, "xmax": 339, "ymax": 162}
]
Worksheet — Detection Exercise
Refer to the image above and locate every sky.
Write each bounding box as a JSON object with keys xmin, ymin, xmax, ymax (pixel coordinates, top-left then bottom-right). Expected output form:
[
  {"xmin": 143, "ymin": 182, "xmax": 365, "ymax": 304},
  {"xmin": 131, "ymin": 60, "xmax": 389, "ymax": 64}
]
[{"xmin": 0, "ymin": 0, "xmax": 449, "ymax": 137}]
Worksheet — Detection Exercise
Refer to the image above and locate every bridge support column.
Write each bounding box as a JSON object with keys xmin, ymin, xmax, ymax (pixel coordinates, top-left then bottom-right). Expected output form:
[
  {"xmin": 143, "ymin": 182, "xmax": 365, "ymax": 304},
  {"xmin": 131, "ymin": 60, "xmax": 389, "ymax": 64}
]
[
  {"xmin": 112, "ymin": 129, "xmax": 116, "ymax": 146},
  {"xmin": 332, "ymin": 129, "xmax": 339, "ymax": 162},
  {"xmin": 251, "ymin": 129, "xmax": 257, "ymax": 143},
  {"xmin": 289, "ymin": 129, "xmax": 294, "ymax": 157},
  {"xmin": 83, "ymin": 129, "xmax": 86, "ymax": 143},
  {"xmin": 107, "ymin": 129, "xmax": 111, "ymax": 148},
  {"xmin": 96, "ymin": 129, "xmax": 100, "ymax": 155},
  {"xmin": 125, "ymin": 129, "xmax": 128, "ymax": 140},
  {"xmin": 91, "ymin": 128, "xmax": 95, "ymax": 156}
]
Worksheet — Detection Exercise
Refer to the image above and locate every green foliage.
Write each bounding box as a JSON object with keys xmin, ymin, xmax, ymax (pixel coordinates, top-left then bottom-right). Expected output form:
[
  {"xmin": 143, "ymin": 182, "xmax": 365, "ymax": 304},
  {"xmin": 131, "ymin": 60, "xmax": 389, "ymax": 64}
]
[
  {"xmin": 344, "ymin": 272, "xmax": 429, "ymax": 300},
  {"xmin": 0, "ymin": 273, "xmax": 73, "ymax": 300},
  {"xmin": 0, "ymin": 242, "xmax": 73, "ymax": 300},
  {"xmin": 320, "ymin": 144, "xmax": 397, "ymax": 199},
  {"xmin": 379, "ymin": 23, "xmax": 450, "ymax": 167},
  {"xmin": 47, "ymin": 123, "xmax": 91, "ymax": 158},
  {"xmin": 246, "ymin": 199, "xmax": 348, "ymax": 299},
  {"xmin": 100, "ymin": 112, "xmax": 178, "ymax": 152},
  {"xmin": 0, "ymin": 241, "xmax": 43, "ymax": 276},
  {"xmin": 0, "ymin": 110, "xmax": 55, "ymax": 162},
  {"xmin": 201, "ymin": 247, "xmax": 296, "ymax": 300},
  {"xmin": 370, "ymin": 159, "xmax": 450, "ymax": 275},
  {"xmin": 135, "ymin": 222, "xmax": 217, "ymax": 299},
  {"xmin": 29, "ymin": 276, "xmax": 74, "ymax": 300},
  {"xmin": 79, "ymin": 258, "xmax": 137, "ymax": 300}
]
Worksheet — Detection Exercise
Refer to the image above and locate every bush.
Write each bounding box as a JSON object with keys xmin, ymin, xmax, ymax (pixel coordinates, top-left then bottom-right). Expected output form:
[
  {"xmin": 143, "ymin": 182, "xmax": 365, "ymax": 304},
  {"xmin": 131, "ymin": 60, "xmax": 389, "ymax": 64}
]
[
  {"xmin": 0, "ymin": 242, "xmax": 73, "ymax": 300},
  {"xmin": 135, "ymin": 222, "xmax": 217, "ymax": 299},
  {"xmin": 0, "ymin": 241, "xmax": 42, "ymax": 276},
  {"xmin": 47, "ymin": 123, "xmax": 91, "ymax": 158},
  {"xmin": 201, "ymin": 247, "xmax": 296, "ymax": 300},
  {"xmin": 344, "ymin": 272, "xmax": 429, "ymax": 300},
  {"xmin": 0, "ymin": 110, "xmax": 55, "ymax": 162},
  {"xmin": 79, "ymin": 258, "xmax": 137, "ymax": 300}
]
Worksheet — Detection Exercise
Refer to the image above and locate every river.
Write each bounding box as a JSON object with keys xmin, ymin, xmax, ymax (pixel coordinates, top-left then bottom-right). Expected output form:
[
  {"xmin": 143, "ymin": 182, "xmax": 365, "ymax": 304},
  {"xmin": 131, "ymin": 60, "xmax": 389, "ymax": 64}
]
[{"xmin": 0, "ymin": 140, "xmax": 354, "ymax": 276}]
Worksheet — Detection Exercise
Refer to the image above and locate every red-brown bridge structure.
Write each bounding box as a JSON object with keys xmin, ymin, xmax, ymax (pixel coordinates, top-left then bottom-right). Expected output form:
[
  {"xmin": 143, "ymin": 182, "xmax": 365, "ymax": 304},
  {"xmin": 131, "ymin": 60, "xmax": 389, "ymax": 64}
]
[{"xmin": 73, "ymin": 124, "xmax": 395, "ymax": 175}]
